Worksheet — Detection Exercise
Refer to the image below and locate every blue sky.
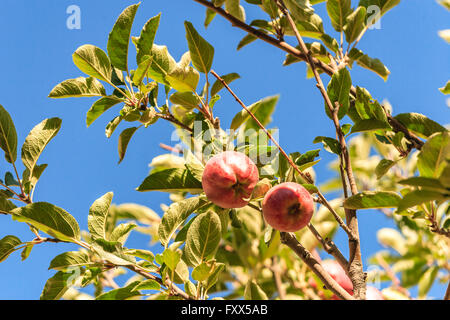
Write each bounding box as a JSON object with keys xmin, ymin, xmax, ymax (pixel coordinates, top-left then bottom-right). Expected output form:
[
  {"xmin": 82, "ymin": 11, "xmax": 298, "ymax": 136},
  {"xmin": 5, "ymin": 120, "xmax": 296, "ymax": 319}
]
[{"xmin": 0, "ymin": 0, "xmax": 448, "ymax": 299}]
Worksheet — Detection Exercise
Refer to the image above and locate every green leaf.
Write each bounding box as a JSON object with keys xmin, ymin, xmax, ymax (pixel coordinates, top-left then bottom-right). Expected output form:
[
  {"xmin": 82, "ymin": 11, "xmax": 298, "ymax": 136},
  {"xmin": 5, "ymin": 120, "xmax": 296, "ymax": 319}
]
[
  {"xmin": 137, "ymin": 168, "xmax": 202, "ymax": 193},
  {"xmin": 344, "ymin": 191, "xmax": 401, "ymax": 209},
  {"xmin": 394, "ymin": 113, "xmax": 447, "ymax": 139},
  {"xmin": 49, "ymin": 77, "xmax": 106, "ymax": 98},
  {"xmin": 134, "ymin": 279, "xmax": 160, "ymax": 291},
  {"xmin": 313, "ymin": 136, "xmax": 341, "ymax": 155},
  {"xmin": 210, "ymin": 73, "xmax": 240, "ymax": 97},
  {"xmin": 0, "ymin": 235, "xmax": 21, "ymax": 263},
  {"xmin": 91, "ymin": 238, "xmax": 136, "ymax": 266},
  {"xmin": 184, "ymin": 21, "xmax": 215, "ymax": 74},
  {"xmin": 125, "ymin": 249, "xmax": 155, "ymax": 262},
  {"xmin": 96, "ymin": 281, "xmax": 142, "ymax": 300},
  {"xmin": 348, "ymin": 48, "xmax": 390, "ymax": 81},
  {"xmin": 170, "ymin": 92, "xmax": 200, "ymax": 110},
  {"xmin": 417, "ymin": 132, "xmax": 450, "ymax": 178},
  {"xmin": 166, "ymin": 53, "xmax": 200, "ymax": 92},
  {"xmin": 237, "ymin": 33, "xmax": 258, "ymax": 50},
  {"xmin": 327, "ymin": 0, "xmax": 352, "ymax": 32},
  {"xmin": 418, "ymin": 266, "xmax": 439, "ymax": 298},
  {"xmin": 147, "ymin": 44, "xmax": 177, "ymax": 85},
  {"xmin": 136, "ymin": 13, "xmax": 161, "ymax": 64},
  {"xmin": 132, "ymin": 55, "xmax": 153, "ymax": 86},
  {"xmin": 184, "ymin": 211, "xmax": 222, "ymax": 267},
  {"xmin": 294, "ymin": 149, "xmax": 321, "ymax": 167},
  {"xmin": 0, "ymin": 195, "xmax": 17, "ymax": 213},
  {"xmin": 440, "ymin": 161, "xmax": 450, "ymax": 188},
  {"xmin": 185, "ymin": 280, "xmax": 197, "ymax": 297},
  {"xmin": 109, "ymin": 223, "xmax": 137, "ymax": 244},
  {"xmin": 204, "ymin": 8, "xmax": 217, "ymax": 28},
  {"xmin": 350, "ymin": 119, "xmax": 391, "ymax": 133},
  {"xmin": 301, "ymin": 184, "xmax": 319, "ymax": 194},
  {"xmin": 118, "ymin": 127, "xmax": 139, "ymax": 164},
  {"xmin": 230, "ymin": 95, "xmax": 279, "ymax": 130},
  {"xmin": 107, "ymin": 3, "xmax": 140, "ymax": 71},
  {"xmin": 260, "ymin": 0, "xmax": 278, "ymax": 19},
  {"xmin": 20, "ymin": 244, "xmax": 33, "ymax": 261},
  {"xmin": 397, "ymin": 190, "xmax": 448, "ymax": 213},
  {"xmin": 205, "ymin": 263, "xmax": 225, "ymax": 290},
  {"xmin": 343, "ymin": 6, "xmax": 366, "ymax": 44},
  {"xmin": 158, "ymin": 196, "xmax": 208, "ymax": 247},
  {"xmin": 111, "ymin": 203, "xmax": 160, "ymax": 225},
  {"xmin": 11, "ymin": 203, "xmax": 80, "ymax": 242},
  {"xmin": 341, "ymin": 123, "xmax": 352, "ymax": 135},
  {"xmin": 21, "ymin": 118, "xmax": 62, "ymax": 180},
  {"xmin": 72, "ymin": 45, "xmax": 112, "ymax": 82},
  {"xmin": 22, "ymin": 163, "xmax": 48, "ymax": 195},
  {"xmin": 359, "ymin": 0, "xmax": 400, "ymax": 18},
  {"xmin": 105, "ymin": 116, "xmax": 122, "ymax": 138},
  {"xmin": 162, "ymin": 248, "xmax": 181, "ymax": 271},
  {"xmin": 88, "ymin": 192, "xmax": 113, "ymax": 240},
  {"xmin": 41, "ymin": 270, "xmax": 84, "ymax": 300},
  {"xmin": 398, "ymin": 177, "xmax": 446, "ymax": 191},
  {"xmin": 225, "ymin": 0, "xmax": 246, "ymax": 22},
  {"xmin": 244, "ymin": 280, "xmax": 268, "ymax": 300},
  {"xmin": 49, "ymin": 251, "xmax": 94, "ymax": 271},
  {"xmin": 440, "ymin": 81, "xmax": 450, "ymax": 94},
  {"xmin": 325, "ymin": 68, "xmax": 351, "ymax": 119},
  {"xmin": 121, "ymin": 106, "xmax": 142, "ymax": 123},
  {"xmin": 192, "ymin": 262, "xmax": 213, "ymax": 282},
  {"xmin": 375, "ymin": 159, "xmax": 396, "ymax": 179},
  {"xmin": 245, "ymin": 95, "xmax": 279, "ymax": 131},
  {"xmin": 283, "ymin": 0, "xmax": 314, "ymax": 22},
  {"xmin": 4, "ymin": 172, "xmax": 18, "ymax": 186},
  {"xmin": 284, "ymin": 42, "xmax": 330, "ymax": 66},
  {"xmin": 292, "ymin": 14, "xmax": 325, "ymax": 39},
  {"xmin": 86, "ymin": 96, "xmax": 123, "ymax": 127},
  {"xmin": 0, "ymin": 104, "xmax": 17, "ymax": 163}
]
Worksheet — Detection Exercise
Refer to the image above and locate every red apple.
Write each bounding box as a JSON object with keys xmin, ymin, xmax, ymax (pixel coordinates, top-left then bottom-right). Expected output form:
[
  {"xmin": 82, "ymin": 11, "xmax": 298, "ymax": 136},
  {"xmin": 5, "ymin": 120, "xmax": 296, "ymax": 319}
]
[
  {"xmin": 202, "ymin": 151, "xmax": 259, "ymax": 209},
  {"xmin": 262, "ymin": 182, "xmax": 314, "ymax": 232},
  {"xmin": 321, "ymin": 259, "xmax": 353, "ymax": 296},
  {"xmin": 322, "ymin": 260, "xmax": 353, "ymax": 293}
]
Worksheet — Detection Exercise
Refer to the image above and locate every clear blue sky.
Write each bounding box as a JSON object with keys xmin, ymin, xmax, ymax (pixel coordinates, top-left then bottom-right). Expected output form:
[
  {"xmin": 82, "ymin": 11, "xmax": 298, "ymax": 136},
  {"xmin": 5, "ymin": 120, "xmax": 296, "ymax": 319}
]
[{"xmin": 0, "ymin": 0, "xmax": 448, "ymax": 299}]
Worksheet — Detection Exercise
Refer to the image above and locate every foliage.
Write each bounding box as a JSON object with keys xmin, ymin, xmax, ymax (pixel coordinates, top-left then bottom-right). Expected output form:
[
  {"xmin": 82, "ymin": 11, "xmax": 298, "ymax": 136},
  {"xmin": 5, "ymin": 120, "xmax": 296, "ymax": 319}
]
[{"xmin": 0, "ymin": 1, "xmax": 448, "ymax": 301}]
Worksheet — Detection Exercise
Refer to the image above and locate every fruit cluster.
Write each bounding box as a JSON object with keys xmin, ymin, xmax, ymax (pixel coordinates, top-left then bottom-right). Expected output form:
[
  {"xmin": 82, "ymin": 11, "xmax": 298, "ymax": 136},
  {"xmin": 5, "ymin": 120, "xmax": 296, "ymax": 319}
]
[{"xmin": 202, "ymin": 151, "xmax": 314, "ymax": 232}]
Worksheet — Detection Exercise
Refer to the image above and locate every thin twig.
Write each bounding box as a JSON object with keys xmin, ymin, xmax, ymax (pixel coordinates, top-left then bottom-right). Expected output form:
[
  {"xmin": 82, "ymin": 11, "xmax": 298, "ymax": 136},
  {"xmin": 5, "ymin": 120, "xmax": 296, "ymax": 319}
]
[
  {"xmin": 376, "ymin": 253, "xmax": 411, "ymax": 299},
  {"xmin": 295, "ymin": 264, "xmax": 322, "ymax": 300},
  {"xmin": 270, "ymin": 256, "xmax": 286, "ymax": 300},
  {"xmin": 0, "ymin": 182, "xmax": 26, "ymax": 202},
  {"xmin": 428, "ymin": 205, "xmax": 450, "ymax": 238},
  {"xmin": 159, "ymin": 143, "xmax": 183, "ymax": 154},
  {"xmin": 156, "ymin": 113, "xmax": 193, "ymax": 133},
  {"xmin": 445, "ymin": 281, "xmax": 450, "ymax": 300},
  {"xmin": 125, "ymin": 264, "xmax": 193, "ymax": 300},
  {"xmin": 307, "ymin": 223, "xmax": 349, "ymax": 271}
]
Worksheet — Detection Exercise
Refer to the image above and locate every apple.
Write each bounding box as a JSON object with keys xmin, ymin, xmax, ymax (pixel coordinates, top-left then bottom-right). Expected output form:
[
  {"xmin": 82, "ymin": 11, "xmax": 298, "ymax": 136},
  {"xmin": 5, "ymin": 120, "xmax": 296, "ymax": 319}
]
[
  {"xmin": 202, "ymin": 151, "xmax": 259, "ymax": 209},
  {"xmin": 321, "ymin": 259, "xmax": 353, "ymax": 296},
  {"xmin": 262, "ymin": 182, "xmax": 314, "ymax": 232}
]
